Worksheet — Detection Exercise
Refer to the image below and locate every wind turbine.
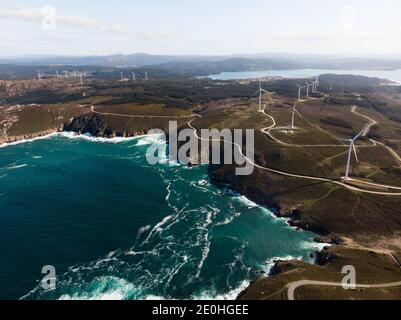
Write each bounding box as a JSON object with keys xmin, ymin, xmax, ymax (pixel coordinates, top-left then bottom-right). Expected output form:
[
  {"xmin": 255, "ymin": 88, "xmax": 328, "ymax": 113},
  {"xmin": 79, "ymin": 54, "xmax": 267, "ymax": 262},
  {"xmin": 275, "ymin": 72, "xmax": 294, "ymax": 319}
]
[
  {"xmin": 305, "ymin": 81, "xmax": 313, "ymax": 98},
  {"xmin": 79, "ymin": 73, "xmax": 84, "ymax": 86},
  {"xmin": 312, "ymin": 77, "xmax": 320, "ymax": 93},
  {"xmin": 145, "ymin": 72, "xmax": 148, "ymax": 81},
  {"xmin": 253, "ymin": 81, "xmax": 268, "ymax": 112},
  {"xmin": 120, "ymin": 71, "xmax": 124, "ymax": 81},
  {"xmin": 64, "ymin": 71, "xmax": 68, "ymax": 79},
  {"xmin": 291, "ymin": 104, "xmax": 296, "ymax": 129},
  {"xmin": 296, "ymin": 83, "xmax": 305, "ymax": 101},
  {"xmin": 56, "ymin": 70, "xmax": 59, "ymax": 79},
  {"xmin": 344, "ymin": 138, "xmax": 359, "ymax": 180},
  {"xmin": 37, "ymin": 70, "xmax": 42, "ymax": 81},
  {"xmin": 132, "ymin": 72, "xmax": 136, "ymax": 81}
]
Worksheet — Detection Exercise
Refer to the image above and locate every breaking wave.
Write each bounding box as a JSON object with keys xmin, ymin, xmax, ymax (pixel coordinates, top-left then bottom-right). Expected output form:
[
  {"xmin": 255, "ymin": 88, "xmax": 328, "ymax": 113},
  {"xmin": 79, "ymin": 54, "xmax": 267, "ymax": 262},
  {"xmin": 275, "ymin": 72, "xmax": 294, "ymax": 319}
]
[{"xmin": 12, "ymin": 133, "xmax": 322, "ymax": 300}]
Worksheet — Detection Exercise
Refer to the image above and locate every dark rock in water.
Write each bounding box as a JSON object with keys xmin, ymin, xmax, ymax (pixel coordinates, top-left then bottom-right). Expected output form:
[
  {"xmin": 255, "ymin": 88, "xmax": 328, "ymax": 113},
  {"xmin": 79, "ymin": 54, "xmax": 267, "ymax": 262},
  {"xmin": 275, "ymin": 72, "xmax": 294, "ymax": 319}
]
[
  {"xmin": 314, "ymin": 235, "xmax": 345, "ymax": 245},
  {"xmin": 315, "ymin": 250, "xmax": 339, "ymax": 266},
  {"xmin": 269, "ymin": 260, "xmax": 296, "ymax": 276},
  {"xmin": 64, "ymin": 113, "xmax": 108, "ymax": 136}
]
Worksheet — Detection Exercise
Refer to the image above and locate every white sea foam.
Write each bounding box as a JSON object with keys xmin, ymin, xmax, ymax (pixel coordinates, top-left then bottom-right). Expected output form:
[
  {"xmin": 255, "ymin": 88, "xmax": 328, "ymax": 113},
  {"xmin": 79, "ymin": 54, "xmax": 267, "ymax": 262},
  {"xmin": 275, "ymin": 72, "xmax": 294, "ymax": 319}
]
[
  {"xmin": 235, "ymin": 195, "xmax": 258, "ymax": 208},
  {"xmin": 134, "ymin": 225, "xmax": 152, "ymax": 246},
  {"xmin": 192, "ymin": 281, "xmax": 250, "ymax": 300},
  {"xmin": 6, "ymin": 164, "xmax": 28, "ymax": 170},
  {"xmin": 194, "ymin": 208, "xmax": 218, "ymax": 278},
  {"xmin": 0, "ymin": 133, "xmax": 59, "ymax": 149},
  {"xmin": 215, "ymin": 212, "xmax": 241, "ymax": 226},
  {"xmin": 58, "ymin": 277, "xmax": 138, "ymax": 300},
  {"xmin": 145, "ymin": 295, "xmax": 166, "ymax": 300},
  {"xmin": 301, "ymin": 240, "xmax": 331, "ymax": 252},
  {"xmin": 141, "ymin": 214, "xmax": 174, "ymax": 245},
  {"xmin": 0, "ymin": 132, "xmax": 165, "ymax": 149},
  {"xmin": 60, "ymin": 132, "xmax": 156, "ymax": 144}
]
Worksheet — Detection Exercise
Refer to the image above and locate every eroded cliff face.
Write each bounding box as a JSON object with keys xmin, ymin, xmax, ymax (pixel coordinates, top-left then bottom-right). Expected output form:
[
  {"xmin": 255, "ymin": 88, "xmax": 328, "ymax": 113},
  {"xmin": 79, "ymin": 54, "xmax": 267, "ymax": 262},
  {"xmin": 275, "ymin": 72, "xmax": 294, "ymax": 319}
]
[
  {"xmin": 63, "ymin": 113, "xmax": 147, "ymax": 138},
  {"xmin": 64, "ymin": 113, "xmax": 109, "ymax": 136}
]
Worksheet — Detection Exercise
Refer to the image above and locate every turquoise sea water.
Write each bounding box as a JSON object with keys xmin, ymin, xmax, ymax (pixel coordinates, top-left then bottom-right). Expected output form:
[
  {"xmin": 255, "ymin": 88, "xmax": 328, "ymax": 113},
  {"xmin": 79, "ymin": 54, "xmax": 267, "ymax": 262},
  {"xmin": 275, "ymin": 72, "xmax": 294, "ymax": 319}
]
[
  {"xmin": 0, "ymin": 134, "xmax": 323, "ymax": 300},
  {"xmin": 202, "ymin": 69, "xmax": 401, "ymax": 83}
]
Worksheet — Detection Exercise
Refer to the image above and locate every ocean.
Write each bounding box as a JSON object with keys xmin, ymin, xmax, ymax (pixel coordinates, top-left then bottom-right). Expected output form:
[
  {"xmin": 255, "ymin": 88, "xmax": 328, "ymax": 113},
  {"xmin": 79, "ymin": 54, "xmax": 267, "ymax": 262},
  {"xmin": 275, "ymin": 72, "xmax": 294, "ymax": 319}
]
[
  {"xmin": 0, "ymin": 133, "xmax": 323, "ymax": 300},
  {"xmin": 202, "ymin": 68, "xmax": 401, "ymax": 84}
]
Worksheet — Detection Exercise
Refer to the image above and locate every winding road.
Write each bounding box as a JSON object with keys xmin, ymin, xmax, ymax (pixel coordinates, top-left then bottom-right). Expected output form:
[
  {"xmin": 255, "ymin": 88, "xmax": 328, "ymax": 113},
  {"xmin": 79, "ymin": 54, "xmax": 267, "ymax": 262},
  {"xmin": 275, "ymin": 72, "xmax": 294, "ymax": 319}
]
[
  {"xmin": 90, "ymin": 95, "xmax": 401, "ymax": 195},
  {"xmin": 188, "ymin": 95, "xmax": 401, "ymax": 196},
  {"xmin": 287, "ymin": 279, "xmax": 401, "ymax": 300},
  {"xmin": 90, "ymin": 105, "xmax": 197, "ymax": 119}
]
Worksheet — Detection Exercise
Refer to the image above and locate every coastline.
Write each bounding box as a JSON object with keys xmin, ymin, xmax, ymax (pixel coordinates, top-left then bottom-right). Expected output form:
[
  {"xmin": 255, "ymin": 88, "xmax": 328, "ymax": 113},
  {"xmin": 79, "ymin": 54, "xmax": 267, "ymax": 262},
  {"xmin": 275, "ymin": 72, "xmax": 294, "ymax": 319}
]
[
  {"xmin": 1, "ymin": 130, "xmax": 328, "ymax": 300},
  {"xmin": 207, "ymin": 168, "xmax": 334, "ymax": 299},
  {"xmin": 0, "ymin": 130, "xmax": 60, "ymax": 148},
  {"xmin": 0, "ymin": 129, "xmax": 158, "ymax": 149}
]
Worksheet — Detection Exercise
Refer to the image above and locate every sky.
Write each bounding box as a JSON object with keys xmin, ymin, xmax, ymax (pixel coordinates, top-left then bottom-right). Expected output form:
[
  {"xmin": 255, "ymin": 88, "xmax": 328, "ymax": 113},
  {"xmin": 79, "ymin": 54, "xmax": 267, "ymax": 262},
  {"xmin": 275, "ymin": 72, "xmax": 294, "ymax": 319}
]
[{"xmin": 1, "ymin": 0, "xmax": 401, "ymax": 56}]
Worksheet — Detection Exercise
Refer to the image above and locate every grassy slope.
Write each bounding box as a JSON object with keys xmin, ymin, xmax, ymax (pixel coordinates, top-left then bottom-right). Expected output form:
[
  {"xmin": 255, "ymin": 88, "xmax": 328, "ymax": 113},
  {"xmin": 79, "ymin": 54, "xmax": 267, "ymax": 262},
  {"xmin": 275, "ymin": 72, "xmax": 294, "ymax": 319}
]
[
  {"xmin": 195, "ymin": 94, "xmax": 401, "ymax": 300},
  {"xmin": 239, "ymin": 247, "xmax": 401, "ymax": 300}
]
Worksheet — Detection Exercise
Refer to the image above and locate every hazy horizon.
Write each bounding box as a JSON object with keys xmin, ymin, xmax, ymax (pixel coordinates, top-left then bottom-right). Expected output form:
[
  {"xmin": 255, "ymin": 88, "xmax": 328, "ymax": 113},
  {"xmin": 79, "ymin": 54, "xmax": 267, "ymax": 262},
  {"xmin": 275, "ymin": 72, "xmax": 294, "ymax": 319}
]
[{"xmin": 2, "ymin": 52, "xmax": 401, "ymax": 59}]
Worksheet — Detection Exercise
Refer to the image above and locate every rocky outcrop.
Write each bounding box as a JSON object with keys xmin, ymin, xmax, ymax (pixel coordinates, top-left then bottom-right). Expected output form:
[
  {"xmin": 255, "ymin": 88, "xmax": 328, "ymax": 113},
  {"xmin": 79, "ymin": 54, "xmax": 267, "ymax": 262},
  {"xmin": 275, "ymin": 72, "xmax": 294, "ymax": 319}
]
[
  {"xmin": 315, "ymin": 249, "xmax": 340, "ymax": 266},
  {"xmin": 64, "ymin": 113, "xmax": 110, "ymax": 136},
  {"xmin": 63, "ymin": 113, "xmax": 148, "ymax": 138}
]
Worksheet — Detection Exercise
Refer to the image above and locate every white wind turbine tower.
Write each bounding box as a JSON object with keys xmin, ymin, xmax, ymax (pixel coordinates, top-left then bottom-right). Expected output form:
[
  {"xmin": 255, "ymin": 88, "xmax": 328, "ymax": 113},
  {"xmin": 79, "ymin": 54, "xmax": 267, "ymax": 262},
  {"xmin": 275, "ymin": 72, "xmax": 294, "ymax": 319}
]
[
  {"xmin": 291, "ymin": 104, "xmax": 296, "ymax": 129},
  {"xmin": 145, "ymin": 72, "xmax": 148, "ymax": 81},
  {"xmin": 79, "ymin": 73, "xmax": 84, "ymax": 86},
  {"xmin": 296, "ymin": 84, "xmax": 305, "ymax": 101},
  {"xmin": 313, "ymin": 77, "xmax": 320, "ymax": 93},
  {"xmin": 120, "ymin": 71, "xmax": 124, "ymax": 81},
  {"xmin": 56, "ymin": 70, "xmax": 59, "ymax": 79},
  {"xmin": 254, "ymin": 81, "xmax": 268, "ymax": 112},
  {"xmin": 305, "ymin": 81, "xmax": 313, "ymax": 98},
  {"xmin": 344, "ymin": 138, "xmax": 359, "ymax": 180},
  {"xmin": 37, "ymin": 70, "xmax": 42, "ymax": 81},
  {"xmin": 64, "ymin": 71, "xmax": 68, "ymax": 79},
  {"xmin": 132, "ymin": 72, "xmax": 136, "ymax": 81}
]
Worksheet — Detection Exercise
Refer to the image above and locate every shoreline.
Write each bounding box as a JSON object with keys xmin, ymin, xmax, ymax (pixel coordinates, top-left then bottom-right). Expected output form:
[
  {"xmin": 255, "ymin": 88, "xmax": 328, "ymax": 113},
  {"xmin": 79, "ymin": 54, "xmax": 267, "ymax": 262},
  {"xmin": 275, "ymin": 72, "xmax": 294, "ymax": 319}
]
[
  {"xmin": 200, "ymin": 69, "xmax": 401, "ymax": 85},
  {"xmin": 207, "ymin": 173, "xmax": 334, "ymax": 299},
  {"xmin": 0, "ymin": 130, "xmax": 60, "ymax": 148},
  {"xmin": 0, "ymin": 130, "xmax": 161, "ymax": 149},
  {"xmin": 1, "ymin": 130, "xmax": 331, "ymax": 300}
]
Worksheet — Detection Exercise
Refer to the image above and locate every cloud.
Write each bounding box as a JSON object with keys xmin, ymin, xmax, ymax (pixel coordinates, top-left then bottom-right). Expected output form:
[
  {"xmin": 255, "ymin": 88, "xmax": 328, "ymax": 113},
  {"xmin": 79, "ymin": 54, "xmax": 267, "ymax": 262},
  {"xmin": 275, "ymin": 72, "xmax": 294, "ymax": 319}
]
[
  {"xmin": 0, "ymin": 6, "xmax": 128, "ymax": 34},
  {"xmin": 0, "ymin": 5, "xmax": 178, "ymax": 41}
]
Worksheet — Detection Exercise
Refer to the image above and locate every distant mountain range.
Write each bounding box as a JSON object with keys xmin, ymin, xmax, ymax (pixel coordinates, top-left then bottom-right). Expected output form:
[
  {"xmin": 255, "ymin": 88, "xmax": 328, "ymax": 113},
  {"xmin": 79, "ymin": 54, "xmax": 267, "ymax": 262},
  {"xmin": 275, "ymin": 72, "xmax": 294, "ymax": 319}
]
[{"xmin": 1, "ymin": 53, "xmax": 401, "ymax": 71}]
